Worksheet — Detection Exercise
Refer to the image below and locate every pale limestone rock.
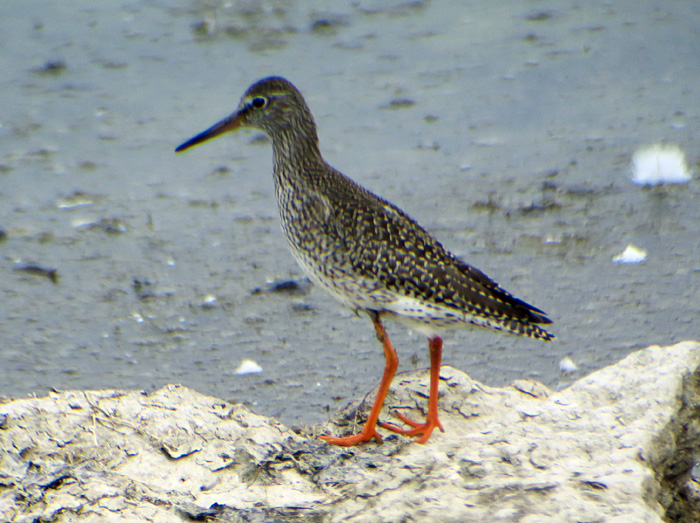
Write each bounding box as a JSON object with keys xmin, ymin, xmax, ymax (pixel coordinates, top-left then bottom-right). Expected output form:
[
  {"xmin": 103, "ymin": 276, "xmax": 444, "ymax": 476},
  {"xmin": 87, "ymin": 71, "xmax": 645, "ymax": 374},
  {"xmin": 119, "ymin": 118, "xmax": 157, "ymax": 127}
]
[{"xmin": 1, "ymin": 341, "xmax": 699, "ymax": 522}]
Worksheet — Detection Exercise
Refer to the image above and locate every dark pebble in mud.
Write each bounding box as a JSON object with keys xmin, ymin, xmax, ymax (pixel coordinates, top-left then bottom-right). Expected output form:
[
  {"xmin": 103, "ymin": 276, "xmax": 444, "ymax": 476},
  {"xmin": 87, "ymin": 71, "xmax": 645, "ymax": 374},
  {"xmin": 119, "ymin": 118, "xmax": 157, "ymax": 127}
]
[{"xmin": 251, "ymin": 279, "xmax": 312, "ymax": 295}]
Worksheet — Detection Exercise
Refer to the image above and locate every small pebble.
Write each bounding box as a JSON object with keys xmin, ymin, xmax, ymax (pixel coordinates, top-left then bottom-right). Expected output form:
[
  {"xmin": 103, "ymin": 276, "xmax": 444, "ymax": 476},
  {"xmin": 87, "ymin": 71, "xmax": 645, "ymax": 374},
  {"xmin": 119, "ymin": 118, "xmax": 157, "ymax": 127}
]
[
  {"xmin": 613, "ymin": 245, "xmax": 647, "ymax": 264},
  {"xmin": 234, "ymin": 359, "xmax": 263, "ymax": 375},
  {"xmin": 559, "ymin": 356, "xmax": 578, "ymax": 374}
]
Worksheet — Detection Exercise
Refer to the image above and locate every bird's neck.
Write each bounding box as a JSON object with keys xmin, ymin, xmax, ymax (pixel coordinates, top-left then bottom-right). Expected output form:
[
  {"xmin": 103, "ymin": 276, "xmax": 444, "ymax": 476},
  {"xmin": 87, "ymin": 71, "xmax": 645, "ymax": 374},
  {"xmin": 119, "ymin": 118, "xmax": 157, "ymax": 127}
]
[{"xmin": 270, "ymin": 120, "xmax": 325, "ymax": 181}]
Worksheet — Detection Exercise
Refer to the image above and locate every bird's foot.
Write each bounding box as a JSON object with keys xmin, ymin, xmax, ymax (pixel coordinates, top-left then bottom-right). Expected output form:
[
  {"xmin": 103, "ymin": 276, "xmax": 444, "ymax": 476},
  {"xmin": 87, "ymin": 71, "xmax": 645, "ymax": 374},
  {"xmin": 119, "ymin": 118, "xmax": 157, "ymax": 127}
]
[
  {"xmin": 378, "ymin": 411, "xmax": 444, "ymax": 444},
  {"xmin": 319, "ymin": 425, "xmax": 384, "ymax": 446}
]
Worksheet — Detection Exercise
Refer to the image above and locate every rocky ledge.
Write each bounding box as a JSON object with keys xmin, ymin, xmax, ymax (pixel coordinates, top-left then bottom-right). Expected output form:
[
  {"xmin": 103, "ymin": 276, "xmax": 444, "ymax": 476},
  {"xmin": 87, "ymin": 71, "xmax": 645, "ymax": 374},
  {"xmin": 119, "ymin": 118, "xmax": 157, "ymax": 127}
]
[{"xmin": 1, "ymin": 341, "xmax": 699, "ymax": 522}]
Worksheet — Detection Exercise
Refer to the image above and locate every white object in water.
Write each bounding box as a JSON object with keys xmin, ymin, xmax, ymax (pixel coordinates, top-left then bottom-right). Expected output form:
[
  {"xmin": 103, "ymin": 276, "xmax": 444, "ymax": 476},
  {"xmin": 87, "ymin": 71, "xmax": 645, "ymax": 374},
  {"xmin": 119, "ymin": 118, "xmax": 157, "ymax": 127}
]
[
  {"xmin": 630, "ymin": 144, "xmax": 691, "ymax": 186},
  {"xmin": 613, "ymin": 244, "xmax": 647, "ymax": 264},
  {"xmin": 234, "ymin": 359, "xmax": 263, "ymax": 375},
  {"xmin": 559, "ymin": 356, "xmax": 578, "ymax": 374}
]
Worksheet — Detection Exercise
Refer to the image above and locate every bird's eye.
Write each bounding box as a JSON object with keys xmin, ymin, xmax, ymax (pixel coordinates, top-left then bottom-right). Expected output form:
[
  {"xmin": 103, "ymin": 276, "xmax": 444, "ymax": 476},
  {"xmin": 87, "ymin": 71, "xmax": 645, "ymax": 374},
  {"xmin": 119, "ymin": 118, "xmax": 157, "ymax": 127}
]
[{"xmin": 251, "ymin": 96, "xmax": 267, "ymax": 109}]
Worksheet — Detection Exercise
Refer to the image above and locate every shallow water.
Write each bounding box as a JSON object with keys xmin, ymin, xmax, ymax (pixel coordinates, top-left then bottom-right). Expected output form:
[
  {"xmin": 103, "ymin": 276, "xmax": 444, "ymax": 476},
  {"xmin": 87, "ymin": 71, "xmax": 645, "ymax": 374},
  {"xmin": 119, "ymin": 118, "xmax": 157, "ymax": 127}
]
[{"xmin": 1, "ymin": 0, "xmax": 699, "ymax": 427}]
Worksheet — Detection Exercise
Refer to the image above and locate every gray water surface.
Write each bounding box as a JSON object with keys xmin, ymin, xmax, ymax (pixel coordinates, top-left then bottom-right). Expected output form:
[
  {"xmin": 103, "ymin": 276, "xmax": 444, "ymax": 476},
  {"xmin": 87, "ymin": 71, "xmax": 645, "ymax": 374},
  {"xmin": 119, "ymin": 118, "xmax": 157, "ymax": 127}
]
[{"xmin": 1, "ymin": 0, "xmax": 698, "ymax": 427}]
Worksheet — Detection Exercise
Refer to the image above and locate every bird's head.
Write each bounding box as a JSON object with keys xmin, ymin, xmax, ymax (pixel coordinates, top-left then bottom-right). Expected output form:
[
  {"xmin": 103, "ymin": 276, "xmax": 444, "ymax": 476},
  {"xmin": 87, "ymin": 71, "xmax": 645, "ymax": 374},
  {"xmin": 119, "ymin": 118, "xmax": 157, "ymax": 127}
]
[{"xmin": 175, "ymin": 76, "xmax": 312, "ymax": 153}]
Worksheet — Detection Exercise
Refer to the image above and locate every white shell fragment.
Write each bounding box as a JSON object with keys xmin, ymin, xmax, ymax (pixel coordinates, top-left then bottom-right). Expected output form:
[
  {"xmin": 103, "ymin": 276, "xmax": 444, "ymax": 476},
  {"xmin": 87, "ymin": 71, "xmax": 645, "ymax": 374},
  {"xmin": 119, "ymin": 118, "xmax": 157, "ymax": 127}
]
[
  {"xmin": 630, "ymin": 144, "xmax": 691, "ymax": 186},
  {"xmin": 613, "ymin": 244, "xmax": 647, "ymax": 264},
  {"xmin": 234, "ymin": 359, "xmax": 263, "ymax": 375},
  {"xmin": 559, "ymin": 356, "xmax": 578, "ymax": 374}
]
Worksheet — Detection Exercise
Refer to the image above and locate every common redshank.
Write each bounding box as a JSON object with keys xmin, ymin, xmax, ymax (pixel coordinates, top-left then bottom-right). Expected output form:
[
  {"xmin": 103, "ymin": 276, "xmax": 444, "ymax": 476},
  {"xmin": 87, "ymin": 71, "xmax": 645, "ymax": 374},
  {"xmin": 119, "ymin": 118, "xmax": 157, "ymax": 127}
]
[{"xmin": 176, "ymin": 77, "xmax": 554, "ymax": 446}]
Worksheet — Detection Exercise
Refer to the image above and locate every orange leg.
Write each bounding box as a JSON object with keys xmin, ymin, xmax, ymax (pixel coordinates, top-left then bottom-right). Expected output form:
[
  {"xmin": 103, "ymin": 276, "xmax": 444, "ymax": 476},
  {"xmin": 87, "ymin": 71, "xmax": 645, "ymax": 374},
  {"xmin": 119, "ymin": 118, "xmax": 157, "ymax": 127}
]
[
  {"xmin": 378, "ymin": 336, "xmax": 444, "ymax": 444},
  {"xmin": 320, "ymin": 313, "xmax": 398, "ymax": 446}
]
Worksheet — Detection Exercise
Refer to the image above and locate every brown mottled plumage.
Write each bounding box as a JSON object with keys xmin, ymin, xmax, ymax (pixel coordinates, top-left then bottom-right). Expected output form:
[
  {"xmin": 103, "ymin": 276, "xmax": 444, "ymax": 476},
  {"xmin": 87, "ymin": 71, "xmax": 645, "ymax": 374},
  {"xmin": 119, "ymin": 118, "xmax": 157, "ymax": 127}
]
[{"xmin": 176, "ymin": 77, "xmax": 553, "ymax": 446}]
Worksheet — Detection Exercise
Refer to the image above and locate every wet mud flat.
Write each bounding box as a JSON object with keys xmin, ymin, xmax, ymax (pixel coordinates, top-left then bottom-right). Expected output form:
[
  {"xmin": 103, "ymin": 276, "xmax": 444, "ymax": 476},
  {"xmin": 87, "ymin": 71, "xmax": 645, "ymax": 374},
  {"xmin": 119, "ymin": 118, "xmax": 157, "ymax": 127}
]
[{"xmin": 0, "ymin": 1, "xmax": 698, "ymax": 427}]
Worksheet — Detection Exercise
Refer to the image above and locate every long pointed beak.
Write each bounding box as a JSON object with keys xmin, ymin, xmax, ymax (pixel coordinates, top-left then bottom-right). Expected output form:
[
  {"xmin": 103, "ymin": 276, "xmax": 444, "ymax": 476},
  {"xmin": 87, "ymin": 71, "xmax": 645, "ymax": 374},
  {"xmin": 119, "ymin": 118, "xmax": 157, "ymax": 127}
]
[{"xmin": 175, "ymin": 110, "xmax": 244, "ymax": 153}]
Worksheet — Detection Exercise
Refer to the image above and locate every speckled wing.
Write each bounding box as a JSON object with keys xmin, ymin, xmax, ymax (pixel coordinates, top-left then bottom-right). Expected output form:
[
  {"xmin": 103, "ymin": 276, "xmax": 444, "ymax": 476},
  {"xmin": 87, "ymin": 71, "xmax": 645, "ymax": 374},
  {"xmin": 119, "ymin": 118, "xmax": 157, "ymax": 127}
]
[{"xmin": 305, "ymin": 166, "xmax": 554, "ymax": 340}]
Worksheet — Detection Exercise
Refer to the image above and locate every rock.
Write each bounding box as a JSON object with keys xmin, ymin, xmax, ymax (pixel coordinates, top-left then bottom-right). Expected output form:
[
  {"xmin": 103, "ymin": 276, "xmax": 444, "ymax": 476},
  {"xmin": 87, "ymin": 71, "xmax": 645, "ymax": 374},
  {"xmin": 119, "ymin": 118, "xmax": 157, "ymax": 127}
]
[{"xmin": 1, "ymin": 341, "xmax": 699, "ymax": 522}]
